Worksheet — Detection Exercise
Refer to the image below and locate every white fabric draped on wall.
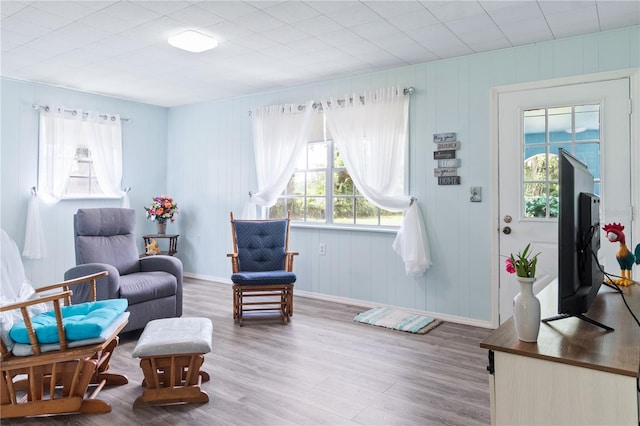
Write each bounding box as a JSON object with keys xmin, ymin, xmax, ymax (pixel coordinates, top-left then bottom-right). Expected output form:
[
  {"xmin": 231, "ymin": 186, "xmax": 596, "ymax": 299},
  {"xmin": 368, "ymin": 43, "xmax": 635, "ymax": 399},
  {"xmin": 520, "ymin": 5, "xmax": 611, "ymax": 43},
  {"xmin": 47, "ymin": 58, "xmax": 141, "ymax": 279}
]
[
  {"xmin": 22, "ymin": 191, "xmax": 47, "ymax": 259},
  {"xmin": 23, "ymin": 106, "xmax": 125, "ymax": 259},
  {"xmin": 321, "ymin": 87, "xmax": 432, "ymax": 276},
  {"xmin": 243, "ymin": 100, "xmax": 314, "ymax": 219}
]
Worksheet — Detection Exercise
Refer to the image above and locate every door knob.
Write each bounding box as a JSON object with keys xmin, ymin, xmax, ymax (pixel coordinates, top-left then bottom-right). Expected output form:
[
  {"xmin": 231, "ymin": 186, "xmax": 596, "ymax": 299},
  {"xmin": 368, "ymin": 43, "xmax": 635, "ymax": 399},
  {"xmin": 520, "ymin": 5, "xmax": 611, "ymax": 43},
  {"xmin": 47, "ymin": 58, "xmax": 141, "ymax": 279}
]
[{"xmin": 502, "ymin": 226, "xmax": 512, "ymax": 235}]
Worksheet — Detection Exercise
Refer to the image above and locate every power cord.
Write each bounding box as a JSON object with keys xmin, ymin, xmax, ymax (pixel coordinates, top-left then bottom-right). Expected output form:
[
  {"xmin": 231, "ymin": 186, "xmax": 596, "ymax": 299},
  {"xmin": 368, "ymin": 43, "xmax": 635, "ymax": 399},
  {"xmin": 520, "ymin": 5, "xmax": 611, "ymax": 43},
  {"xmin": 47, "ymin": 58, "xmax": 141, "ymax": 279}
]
[
  {"xmin": 590, "ymin": 247, "xmax": 640, "ymax": 328},
  {"xmin": 591, "ymin": 247, "xmax": 640, "ymax": 395}
]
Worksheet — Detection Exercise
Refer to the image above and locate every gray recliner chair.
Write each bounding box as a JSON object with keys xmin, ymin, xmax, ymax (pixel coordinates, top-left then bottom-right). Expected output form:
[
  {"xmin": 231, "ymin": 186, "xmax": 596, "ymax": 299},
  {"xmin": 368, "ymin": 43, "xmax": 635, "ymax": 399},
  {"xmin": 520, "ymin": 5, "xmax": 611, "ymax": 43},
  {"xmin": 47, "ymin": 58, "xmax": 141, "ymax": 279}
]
[{"xmin": 64, "ymin": 208, "xmax": 183, "ymax": 333}]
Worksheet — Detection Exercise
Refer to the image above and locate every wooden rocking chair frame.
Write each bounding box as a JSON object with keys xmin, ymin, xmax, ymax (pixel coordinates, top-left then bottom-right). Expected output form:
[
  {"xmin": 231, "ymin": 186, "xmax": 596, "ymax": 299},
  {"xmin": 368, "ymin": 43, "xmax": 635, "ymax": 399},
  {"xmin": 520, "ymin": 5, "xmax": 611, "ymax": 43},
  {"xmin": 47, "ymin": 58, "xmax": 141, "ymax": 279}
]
[
  {"xmin": 227, "ymin": 211, "xmax": 298, "ymax": 325},
  {"xmin": 0, "ymin": 271, "xmax": 128, "ymax": 419}
]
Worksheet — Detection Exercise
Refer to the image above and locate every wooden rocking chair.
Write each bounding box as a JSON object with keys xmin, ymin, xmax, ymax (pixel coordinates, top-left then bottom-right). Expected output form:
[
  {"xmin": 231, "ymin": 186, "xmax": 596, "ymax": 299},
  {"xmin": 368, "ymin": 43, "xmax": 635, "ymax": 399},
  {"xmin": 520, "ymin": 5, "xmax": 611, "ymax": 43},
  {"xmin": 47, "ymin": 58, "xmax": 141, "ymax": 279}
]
[
  {"xmin": 1, "ymin": 232, "xmax": 128, "ymax": 419},
  {"xmin": 227, "ymin": 211, "xmax": 298, "ymax": 325}
]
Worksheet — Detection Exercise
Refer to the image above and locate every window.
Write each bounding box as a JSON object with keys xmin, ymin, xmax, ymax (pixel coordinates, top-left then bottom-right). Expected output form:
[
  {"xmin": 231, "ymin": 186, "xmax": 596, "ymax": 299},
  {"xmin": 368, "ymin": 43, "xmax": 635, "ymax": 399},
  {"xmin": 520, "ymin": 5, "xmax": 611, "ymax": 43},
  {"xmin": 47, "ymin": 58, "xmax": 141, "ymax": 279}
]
[
  {"xmin": 522, "ymin": 104, "xmax": 600, "ymax": 218},
  {"xmin": 66, "ymin": 146, "xmax": 104, "ymax": 196},
  {"xmin": 269, "ymin": 115, "xmax": 404, "ymax": 227},
  {"xmin": 37, "ymin": 107, "xmax": 123, "ymax": 202}
]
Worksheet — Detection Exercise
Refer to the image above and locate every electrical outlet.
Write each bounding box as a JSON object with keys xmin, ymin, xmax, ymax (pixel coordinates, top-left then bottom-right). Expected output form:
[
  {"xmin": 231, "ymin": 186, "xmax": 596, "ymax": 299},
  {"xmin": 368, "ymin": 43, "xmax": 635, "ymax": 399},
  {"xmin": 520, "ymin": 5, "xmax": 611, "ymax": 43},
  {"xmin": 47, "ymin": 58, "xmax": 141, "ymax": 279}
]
[{"xmin": 319, "ymin": 243, "xmax": 326, "ymax": 255}]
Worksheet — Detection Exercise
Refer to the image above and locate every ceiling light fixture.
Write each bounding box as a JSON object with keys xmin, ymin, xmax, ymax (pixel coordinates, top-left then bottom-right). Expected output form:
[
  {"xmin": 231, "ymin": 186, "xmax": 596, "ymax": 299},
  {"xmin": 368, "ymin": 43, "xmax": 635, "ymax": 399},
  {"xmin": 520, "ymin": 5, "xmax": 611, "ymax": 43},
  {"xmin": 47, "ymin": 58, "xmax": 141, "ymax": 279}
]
[{"xmin": 168, "ymin": 30, "xmax": 218, "ymax": 53}]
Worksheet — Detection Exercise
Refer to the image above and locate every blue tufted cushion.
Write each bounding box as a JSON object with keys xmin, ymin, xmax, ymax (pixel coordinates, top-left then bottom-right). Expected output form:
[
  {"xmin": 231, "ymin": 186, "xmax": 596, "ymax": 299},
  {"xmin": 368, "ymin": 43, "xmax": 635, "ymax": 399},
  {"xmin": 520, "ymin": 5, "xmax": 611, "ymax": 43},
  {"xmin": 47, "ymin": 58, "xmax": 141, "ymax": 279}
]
[
  {"xmin": 234, "ymin": 220, "xmax": 288, "ymax": 272},
  {"xmin": 9, "ymin": 299, "xmax": 128, "ymax": 344},
  {"xmin": 231, "ymin": 271, "xmax": 296, "ymax": 285}
]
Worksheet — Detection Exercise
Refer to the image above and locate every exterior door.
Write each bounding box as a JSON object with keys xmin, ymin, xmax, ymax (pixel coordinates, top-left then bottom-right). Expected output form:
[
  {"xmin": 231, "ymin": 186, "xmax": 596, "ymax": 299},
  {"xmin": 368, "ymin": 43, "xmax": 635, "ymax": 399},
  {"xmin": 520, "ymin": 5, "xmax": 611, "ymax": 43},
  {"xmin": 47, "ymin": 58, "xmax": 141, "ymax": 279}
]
[{"xmin": 498, "ymin": 78, "xmax": 631, "ymax": 324}]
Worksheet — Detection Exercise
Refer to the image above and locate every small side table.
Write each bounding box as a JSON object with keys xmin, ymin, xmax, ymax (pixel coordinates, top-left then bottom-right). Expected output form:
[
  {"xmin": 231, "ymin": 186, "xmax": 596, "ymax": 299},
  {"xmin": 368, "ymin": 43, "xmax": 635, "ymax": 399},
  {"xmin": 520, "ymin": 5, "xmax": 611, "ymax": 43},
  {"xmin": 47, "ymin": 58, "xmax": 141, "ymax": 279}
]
[{"xmin": 143, "ymin": 234, "xmax": 179, "ymax": 256}]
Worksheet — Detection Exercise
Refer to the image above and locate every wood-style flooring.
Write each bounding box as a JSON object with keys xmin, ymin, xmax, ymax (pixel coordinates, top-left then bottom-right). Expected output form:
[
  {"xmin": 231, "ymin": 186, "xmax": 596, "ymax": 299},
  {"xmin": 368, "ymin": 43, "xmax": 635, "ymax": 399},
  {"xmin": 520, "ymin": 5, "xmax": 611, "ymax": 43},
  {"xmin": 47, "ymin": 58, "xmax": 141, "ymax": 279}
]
[{"xmin": 4, "ymin": 278, "xmax": 493, "ymax": 426}]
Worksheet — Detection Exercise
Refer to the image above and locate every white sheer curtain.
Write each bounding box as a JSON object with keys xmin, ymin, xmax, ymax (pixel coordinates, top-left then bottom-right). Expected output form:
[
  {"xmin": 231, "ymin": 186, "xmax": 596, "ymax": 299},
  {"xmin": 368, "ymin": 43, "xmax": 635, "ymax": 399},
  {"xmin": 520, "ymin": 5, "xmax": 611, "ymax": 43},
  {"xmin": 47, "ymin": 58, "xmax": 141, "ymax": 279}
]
[
  {"xmin": 22, "ymin": 190, "xmax": 47, "ymax": 259},
  {"xmin": 321, "ymin": 87, "xmax": 431, "ymax": 276},
  {"xmin": 85, "ymin": 111, "xmax": 124, "ymax": 198},
  {"xmin": 23, "ymin": 106, "xmax": 81, "ymax": 259},
  {"xmin": 37, "ymin": 106, "xmax": 82, "ymax": 204},
  {"xmin": 243, "ymin": 100, "xmax": 315, "ymax": 219},
  {"xmin": 24, "ymin": 107, "xmax": 125, "ymax": 258}
]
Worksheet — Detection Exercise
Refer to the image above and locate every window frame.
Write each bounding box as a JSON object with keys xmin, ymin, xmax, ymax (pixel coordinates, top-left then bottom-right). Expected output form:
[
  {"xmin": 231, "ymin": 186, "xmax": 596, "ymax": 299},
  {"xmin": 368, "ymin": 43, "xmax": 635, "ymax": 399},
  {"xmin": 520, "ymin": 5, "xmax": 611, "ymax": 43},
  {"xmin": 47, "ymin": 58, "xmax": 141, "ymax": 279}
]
[
  {"xmin": 37, "ymin": 110, "xmax": 124, "ymax": 201},
  {"xmin": 270, "ymin": 113, "xmax": 407, "ymax": 230},
  {"xmin": 521, "ymin": 103, "xmax": 601, "ymax": 220}
]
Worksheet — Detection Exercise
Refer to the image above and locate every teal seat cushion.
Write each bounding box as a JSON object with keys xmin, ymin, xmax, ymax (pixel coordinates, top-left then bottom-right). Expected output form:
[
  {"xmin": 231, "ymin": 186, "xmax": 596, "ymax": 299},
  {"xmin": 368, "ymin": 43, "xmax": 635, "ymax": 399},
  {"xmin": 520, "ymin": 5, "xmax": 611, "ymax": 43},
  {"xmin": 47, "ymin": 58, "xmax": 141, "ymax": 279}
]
[{"xmin": 9, "ymin": 299, "xmax": 128, "ymax": 344}]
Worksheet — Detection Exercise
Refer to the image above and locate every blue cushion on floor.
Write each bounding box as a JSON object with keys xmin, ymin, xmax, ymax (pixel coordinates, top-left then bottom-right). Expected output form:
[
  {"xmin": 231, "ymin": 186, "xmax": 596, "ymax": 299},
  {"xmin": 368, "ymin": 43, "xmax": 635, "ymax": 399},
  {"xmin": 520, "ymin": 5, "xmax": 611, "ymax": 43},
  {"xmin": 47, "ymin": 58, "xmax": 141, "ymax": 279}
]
[
  {"xmin": 231, "ymin": 271, "xmax": 296, "ymax": 285},
  {"xmin": 9, "ymin": 299, "xmax": 128, "ymax": 344}
]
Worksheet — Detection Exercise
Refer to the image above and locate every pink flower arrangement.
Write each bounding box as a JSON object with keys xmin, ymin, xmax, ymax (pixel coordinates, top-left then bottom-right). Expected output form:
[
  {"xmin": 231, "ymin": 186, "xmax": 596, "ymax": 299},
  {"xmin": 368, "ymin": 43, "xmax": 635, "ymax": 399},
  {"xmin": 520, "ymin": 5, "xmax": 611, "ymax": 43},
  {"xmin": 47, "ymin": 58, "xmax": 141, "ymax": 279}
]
[
  {"xmin": 144, "ymin": 195, "xmax": 178, "ymax": 224},
  {"xmin": 505, "ymin": 243, "xmax": 540, "ymax": 278}
]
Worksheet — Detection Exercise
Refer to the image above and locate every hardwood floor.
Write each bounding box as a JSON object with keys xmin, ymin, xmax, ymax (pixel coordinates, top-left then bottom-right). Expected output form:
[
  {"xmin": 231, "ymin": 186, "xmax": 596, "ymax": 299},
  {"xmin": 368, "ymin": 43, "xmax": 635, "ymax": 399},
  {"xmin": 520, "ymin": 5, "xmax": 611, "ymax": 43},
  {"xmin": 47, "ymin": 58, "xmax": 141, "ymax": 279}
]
[{"xmin": 4, "ymin": 278, "xmax": 492, "ymax": 425}]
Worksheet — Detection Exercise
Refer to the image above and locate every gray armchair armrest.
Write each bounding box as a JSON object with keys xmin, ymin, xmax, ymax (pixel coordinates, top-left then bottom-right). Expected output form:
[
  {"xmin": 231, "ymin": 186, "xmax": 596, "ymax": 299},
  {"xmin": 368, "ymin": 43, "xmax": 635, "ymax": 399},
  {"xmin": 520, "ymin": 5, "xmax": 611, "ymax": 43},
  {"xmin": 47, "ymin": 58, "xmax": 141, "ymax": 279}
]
[
  {"xmin": 64, "ymin": 263, "xmax": 120, "ymax": 302},
  {"xmin": 139, "ymin": 256, "xmax": 183, "ymax": 316}
]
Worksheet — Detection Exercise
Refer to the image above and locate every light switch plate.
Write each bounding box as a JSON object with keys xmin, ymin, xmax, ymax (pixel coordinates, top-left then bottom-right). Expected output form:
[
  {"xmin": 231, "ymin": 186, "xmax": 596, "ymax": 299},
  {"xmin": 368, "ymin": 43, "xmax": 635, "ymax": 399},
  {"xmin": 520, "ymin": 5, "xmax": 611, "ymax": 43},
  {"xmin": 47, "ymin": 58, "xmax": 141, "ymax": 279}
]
[{"xmin": 470, "ymin": 186, "xmax": 482, "ymax": 202}]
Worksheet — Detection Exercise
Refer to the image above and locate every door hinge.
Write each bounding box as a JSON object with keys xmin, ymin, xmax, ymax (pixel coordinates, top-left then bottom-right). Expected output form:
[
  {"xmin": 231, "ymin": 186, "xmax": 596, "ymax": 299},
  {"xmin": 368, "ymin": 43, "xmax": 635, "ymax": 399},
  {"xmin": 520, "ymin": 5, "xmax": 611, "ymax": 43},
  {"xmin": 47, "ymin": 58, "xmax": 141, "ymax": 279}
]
[{"xmin": 487, "ymin": 350, "xmax": 495, "ymax": 375}]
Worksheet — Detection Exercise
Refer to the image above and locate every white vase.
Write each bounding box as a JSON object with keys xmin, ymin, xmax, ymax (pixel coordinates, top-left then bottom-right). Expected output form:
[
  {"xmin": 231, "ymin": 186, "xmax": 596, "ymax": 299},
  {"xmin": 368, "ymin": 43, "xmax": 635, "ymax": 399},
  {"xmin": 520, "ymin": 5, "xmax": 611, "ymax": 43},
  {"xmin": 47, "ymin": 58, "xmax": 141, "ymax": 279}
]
[{"xmin": 513, "ymin": 276, "xmax": 541, "ymax": 342}]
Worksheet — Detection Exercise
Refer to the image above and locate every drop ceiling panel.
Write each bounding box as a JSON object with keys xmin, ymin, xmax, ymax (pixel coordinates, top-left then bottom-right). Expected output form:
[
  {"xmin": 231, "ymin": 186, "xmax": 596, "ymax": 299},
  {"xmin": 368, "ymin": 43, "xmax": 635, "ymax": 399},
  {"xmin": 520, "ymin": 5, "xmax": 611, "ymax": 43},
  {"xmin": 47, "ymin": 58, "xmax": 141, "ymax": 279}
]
[{"xmin": 1, "ymin": 0, "xmax": 637, "ymax": 107}]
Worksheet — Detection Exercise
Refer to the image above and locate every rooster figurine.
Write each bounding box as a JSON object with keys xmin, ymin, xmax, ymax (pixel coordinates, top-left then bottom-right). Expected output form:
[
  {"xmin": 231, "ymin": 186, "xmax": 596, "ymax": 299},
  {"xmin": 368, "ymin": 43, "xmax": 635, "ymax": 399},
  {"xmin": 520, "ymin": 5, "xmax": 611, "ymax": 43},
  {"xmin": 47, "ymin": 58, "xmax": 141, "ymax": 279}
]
[{"xmin": 602, "ymin": 223, "xmax": 640, "ymax": 286}]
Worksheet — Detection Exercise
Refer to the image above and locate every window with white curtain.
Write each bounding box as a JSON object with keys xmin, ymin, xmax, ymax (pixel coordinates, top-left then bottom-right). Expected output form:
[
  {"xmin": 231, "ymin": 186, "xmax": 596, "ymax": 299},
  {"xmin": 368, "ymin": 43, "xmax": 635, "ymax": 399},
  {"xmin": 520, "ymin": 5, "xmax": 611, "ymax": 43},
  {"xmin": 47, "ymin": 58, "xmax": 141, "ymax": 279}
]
[
  {"xmin": 269, "ymin": 113, "xmax": 405, "ymax": 227},
  {"xmin": 37, "ymin": 107, "xmax": 123, "ymax": 202}
]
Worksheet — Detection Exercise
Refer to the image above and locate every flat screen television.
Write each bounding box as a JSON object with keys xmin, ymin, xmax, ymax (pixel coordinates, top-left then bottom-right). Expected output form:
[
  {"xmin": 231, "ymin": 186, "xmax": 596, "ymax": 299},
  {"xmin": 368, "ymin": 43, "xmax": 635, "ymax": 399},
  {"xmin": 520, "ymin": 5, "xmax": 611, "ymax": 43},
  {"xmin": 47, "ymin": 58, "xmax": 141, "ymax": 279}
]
[{"xmin": 542, "ymin": 148, "xmax": 612, "ymax": 331}]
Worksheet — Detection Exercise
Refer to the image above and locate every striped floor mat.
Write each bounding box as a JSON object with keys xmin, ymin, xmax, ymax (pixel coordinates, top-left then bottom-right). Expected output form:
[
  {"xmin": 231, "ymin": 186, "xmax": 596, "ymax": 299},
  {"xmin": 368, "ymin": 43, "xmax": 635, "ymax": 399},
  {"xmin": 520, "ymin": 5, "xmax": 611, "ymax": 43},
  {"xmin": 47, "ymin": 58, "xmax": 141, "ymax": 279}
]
[{"xmin": 353, "ymin": 307, "xmax": 442, "ymax": 334}]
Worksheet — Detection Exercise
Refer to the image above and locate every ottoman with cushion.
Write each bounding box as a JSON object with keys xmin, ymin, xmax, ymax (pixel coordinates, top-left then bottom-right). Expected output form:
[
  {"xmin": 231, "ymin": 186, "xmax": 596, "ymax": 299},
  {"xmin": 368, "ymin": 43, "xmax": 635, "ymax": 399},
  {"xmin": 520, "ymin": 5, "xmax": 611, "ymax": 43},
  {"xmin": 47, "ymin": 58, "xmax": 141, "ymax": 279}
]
[{"xmin": 132, "ymin": 317, "xmax": 213, "ymax": 407}]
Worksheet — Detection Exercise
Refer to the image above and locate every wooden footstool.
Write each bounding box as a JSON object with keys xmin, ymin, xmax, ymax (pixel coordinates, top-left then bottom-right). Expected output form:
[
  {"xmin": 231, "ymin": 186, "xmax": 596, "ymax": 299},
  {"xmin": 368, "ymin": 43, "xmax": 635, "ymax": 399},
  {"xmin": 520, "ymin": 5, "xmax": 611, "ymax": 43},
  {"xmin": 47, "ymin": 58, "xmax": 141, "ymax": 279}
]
[{"xmin": 132, "ymin": 317, "xmax": 213, "ymax": 407}]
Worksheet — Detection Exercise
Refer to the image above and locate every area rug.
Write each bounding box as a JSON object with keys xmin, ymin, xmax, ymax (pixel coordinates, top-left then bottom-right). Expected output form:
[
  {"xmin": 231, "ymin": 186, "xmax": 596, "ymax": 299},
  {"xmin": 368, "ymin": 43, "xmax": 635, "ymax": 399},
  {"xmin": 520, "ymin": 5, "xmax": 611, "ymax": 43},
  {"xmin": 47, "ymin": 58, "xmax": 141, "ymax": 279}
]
[{"xmin": 353, "ymin": 307, "xmax": 442, "ymax": 334}]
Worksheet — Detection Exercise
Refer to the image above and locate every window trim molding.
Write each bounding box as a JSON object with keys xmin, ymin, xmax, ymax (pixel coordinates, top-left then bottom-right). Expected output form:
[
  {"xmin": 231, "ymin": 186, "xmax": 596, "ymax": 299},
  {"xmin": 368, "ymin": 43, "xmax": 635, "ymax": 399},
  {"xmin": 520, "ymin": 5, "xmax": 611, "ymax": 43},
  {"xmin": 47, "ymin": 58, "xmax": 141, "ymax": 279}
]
[{"xmin": 291, "ymin": 222, "xmax": 399, "ymax": 234}]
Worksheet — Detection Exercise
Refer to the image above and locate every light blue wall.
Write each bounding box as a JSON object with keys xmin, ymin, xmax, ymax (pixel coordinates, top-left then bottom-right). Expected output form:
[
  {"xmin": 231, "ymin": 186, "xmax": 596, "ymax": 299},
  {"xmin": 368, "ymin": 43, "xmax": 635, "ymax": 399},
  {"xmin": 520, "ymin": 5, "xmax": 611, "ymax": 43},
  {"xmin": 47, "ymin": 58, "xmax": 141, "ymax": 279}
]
[
  {"xmin": 2, "ymin": 27, "xmax": 637, "ymax": 325},
  {"xmin": 1, "ymin": 79, "xmax": 169, "ymax": 286},
  {"xmin": 167, "ymin": 27, "xmax": 639, "ymax": 325}
]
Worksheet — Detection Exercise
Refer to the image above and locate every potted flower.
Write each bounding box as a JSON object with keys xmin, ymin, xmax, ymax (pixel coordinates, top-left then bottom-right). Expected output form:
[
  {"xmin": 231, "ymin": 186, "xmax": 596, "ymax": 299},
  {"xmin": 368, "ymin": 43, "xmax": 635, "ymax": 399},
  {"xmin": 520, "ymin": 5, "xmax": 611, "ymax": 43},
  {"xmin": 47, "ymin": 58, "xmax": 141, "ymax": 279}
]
[
  {"xmin": 144, "ymin": 195, "xmax": 178, "ymax": 234},
  {"xmin": 505, "ymin": 243, "xmax": 539, "ymax": 278},
  {"xmin": 505, "ymin": 243, "xmax": 541, "ymax": 342}
]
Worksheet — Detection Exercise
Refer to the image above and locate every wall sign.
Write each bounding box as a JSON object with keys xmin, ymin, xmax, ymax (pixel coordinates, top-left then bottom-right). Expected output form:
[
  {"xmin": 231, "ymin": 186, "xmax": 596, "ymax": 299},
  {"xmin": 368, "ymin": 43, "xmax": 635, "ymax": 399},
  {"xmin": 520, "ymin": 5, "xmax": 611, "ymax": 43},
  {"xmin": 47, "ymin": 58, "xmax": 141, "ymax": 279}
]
[
  {"xmin": 436, "ymin": 158, "xmax": 461, "ymax": 168},
  {"xmin": 436, "ymin": 141, "xmax": 460, "ymax": 150},
  {"xmin": 433, "ymin": 132, "xmax": 457, "ymax": 143},
  {"xmin": 438, "ymin": 176, "xmax": 461, "ymax": 185},
  {"xmin": 433, "ymin": 167, "xmax": 457, "ymax": 177},
  {"xmin": 433, "ymin": 132, "xmax": 461, "ymax": 185},
  {"xmin": 433, "ymin": 150, "xmax": 456, "ymax": 160}
]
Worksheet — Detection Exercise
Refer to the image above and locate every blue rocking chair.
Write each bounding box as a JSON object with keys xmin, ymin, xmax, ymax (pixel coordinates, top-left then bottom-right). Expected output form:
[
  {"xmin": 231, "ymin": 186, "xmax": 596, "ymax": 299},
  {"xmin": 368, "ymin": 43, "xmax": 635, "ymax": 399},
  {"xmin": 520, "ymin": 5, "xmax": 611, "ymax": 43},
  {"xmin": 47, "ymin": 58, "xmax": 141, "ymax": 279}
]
[{"xmin": 227, "ymin": 211, "xmax": 297, "ymax": 325}]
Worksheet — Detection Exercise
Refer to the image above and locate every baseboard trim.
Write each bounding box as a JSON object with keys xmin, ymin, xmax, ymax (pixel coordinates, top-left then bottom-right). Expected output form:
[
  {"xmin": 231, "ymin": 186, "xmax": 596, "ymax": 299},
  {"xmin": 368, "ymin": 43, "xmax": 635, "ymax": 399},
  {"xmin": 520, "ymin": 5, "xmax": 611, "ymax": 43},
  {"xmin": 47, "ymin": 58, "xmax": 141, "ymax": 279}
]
[{"xmin": 183, "ymin": 272, "xmax": 493, "ymax": 329}]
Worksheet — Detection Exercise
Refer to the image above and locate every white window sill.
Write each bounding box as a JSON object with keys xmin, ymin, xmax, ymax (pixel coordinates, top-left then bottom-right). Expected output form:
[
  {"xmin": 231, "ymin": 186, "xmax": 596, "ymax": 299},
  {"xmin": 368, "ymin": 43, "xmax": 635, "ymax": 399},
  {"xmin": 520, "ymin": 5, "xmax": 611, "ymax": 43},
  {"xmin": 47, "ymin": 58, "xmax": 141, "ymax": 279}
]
[
  {"xmin": 291, "ymin": 222, "xmax": 398, "ymax": 234},
  {"xmin": 61, "ymin": 195, "xmax": 123, "ymax": 201}
]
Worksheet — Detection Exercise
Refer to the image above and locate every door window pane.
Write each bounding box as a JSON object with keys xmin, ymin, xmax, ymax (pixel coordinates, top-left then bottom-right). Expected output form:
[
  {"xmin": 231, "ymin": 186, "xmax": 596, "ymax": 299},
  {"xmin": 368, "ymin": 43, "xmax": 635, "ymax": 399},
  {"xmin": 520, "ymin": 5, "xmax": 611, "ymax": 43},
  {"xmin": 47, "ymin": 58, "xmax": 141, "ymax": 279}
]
[
  {"xmin": 575, "ymin": 105, "xmax": 600, "ymax": 141},
  {"xmin": 522, "ymin": 105, "xmax": 600, "ymax": 217},
  {"xmin": 548, "ymin": 107, "xmax": 572, "ymax": 142}
]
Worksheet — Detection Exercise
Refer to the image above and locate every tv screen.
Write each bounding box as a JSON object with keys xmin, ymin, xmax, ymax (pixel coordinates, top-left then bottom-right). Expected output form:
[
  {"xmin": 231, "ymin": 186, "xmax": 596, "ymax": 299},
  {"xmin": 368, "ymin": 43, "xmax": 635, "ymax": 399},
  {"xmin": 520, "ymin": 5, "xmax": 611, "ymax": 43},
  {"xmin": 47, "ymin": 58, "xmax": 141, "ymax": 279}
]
[{"xmin": 545, "ymin": 148, "xmax": 611, "ymax": 330}]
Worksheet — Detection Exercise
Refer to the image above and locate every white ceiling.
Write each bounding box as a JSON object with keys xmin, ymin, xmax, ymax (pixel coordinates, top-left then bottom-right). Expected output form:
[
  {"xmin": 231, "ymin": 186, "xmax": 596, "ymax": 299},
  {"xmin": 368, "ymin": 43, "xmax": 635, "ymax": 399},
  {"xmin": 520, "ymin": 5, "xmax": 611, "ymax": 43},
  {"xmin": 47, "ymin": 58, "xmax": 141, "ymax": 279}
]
[{"xmin": 2, "ymin": 1, "xmax": 638, "ymax": 107}]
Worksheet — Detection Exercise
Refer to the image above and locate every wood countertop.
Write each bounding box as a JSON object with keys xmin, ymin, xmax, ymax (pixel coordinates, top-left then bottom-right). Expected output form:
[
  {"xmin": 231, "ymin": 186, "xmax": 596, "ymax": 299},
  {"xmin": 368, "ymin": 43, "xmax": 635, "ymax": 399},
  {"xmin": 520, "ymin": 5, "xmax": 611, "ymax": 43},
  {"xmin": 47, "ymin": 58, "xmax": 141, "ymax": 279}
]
[{"xmin": 480, "ymin": 280, "xmax": 640, "ymax": 377}]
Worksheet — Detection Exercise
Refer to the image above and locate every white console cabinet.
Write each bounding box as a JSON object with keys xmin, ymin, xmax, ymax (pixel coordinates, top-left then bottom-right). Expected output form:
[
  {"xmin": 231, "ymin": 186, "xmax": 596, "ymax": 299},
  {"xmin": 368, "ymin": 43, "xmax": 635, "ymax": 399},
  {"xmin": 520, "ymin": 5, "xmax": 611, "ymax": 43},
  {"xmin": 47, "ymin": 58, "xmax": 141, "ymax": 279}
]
[{"xmin": 481, "ymin": 281, "xmax": 639, "ymax": 426}]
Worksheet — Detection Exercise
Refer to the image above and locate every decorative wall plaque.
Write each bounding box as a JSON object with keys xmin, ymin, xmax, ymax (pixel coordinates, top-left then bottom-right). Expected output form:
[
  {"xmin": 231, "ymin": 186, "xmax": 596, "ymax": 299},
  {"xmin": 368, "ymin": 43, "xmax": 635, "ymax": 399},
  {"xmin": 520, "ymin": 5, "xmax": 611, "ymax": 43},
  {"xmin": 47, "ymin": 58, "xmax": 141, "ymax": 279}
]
[
  {"xmin": 437, "ymin": 158, "xmax": 461, "ymax": 168},
  {"xmin": 434, "ymin": 168, "xmax": 458, "ymax": 177},
  {"xmin": 433, "ymin": 150, "xmax": 456, "ymax": 160},
  {"xmin": 435, "ymin": 141, "xmax": 460, "ymax": 151},
  {"xmin": 433, "ymin": 132, "xmax": 461, "ymax": 185},
  {"xmin": 433, "ymin": 132, "xmax": 457, "ymax": 143},
  {"xmin": 438, "ymin": 176, "xmax": 461, "ymax": 185}
]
